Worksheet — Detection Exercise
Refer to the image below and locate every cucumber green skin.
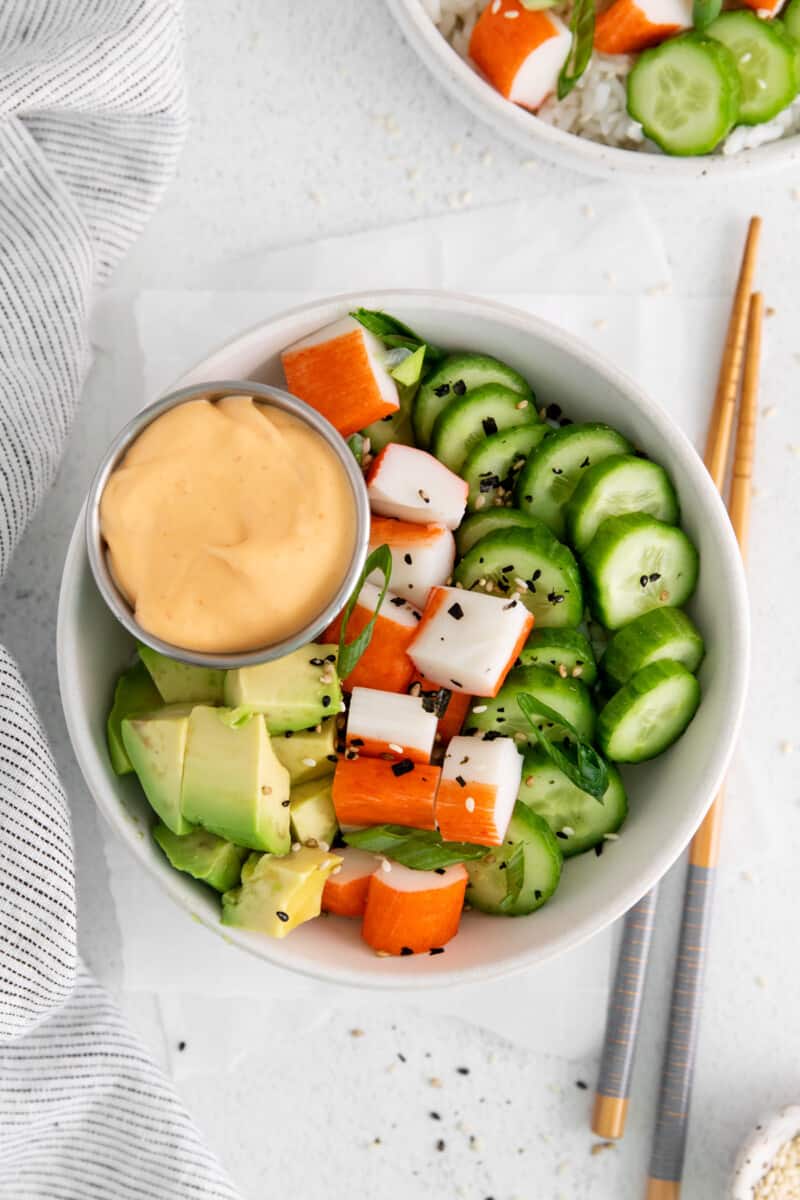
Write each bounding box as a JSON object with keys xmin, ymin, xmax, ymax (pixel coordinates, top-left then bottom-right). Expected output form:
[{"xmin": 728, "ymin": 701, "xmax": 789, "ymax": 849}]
[
  {"xmin": 707, "ymin": 11, "xmax": 800, "ymax": 125},
  {"xmin": 565, "ymin": 454, "xmax": 680, "ymax": 554},
  {"xmin": 515, "ymin": 423, "xmax": 632, "ymax": 540},
  {"xmin": 784, "ymin": 0, "xmax": 800, "ymax": 44},
  {"xmin": 430, "ymin": 384, "xmax": 540, "ymax": 474},
  {"xmin": 518, "ymin": 749, "xmax": 627, "ymax": 857},
  {"xmin": 598, "ymin": 660, "xmax": 701, "ymax": 763},
  {"xmin": 455, "ymin": 509, "xmax": 547, "ymax": 557},
  {"xmin": 413, "ymin": 353, "xmax": 532, "ymax": 448},
  {"xmin": 454, "ymin": 526, "xmax": 584, "ymax": 628},
  {"xmin": 517, "ymin": 628, "xmax": 597, "ymax": 686},
  {"xmin": 582, "ymin": 512, "xmax": 700, "ymax": 631},
  {"xmin": 466, "ymin": 802, "xmax": 563, "ymax": 916},
  {"xmin": 463, "ymin": 664, "xmax": 596, "ymax": 746},
  {"xmin": 602, "ymin": 608, "xmax": 705, "ymax": 689},
  {"xmin": 462, "ymin": 424, "xmax": 550, "ymax": 512}
]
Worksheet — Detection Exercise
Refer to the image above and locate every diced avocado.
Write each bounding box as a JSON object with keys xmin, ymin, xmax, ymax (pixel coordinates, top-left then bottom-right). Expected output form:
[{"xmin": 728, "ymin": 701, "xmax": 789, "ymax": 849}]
[
  {"xmin": 181, "ymin": 707, "xmax": 291, "ymax": 853},
  {"xmin": 153, "ymin": 823, "xmax": 248, "ymax": 892},
  {"xmin": 122, "ymin": 704, "xmax": 194, "ymax": 834},
  {"xmin": 221, "ymin": 846, "xmax": 342, "ymax": 938},
  {"xmin": 138, "ymin": 644, "xmax": 225, "ymax": 705},
  {"xmin": 107, "ymin": 661, "xmax": 162, "ymax": 775},
  {"xmin": 272, "ymin": 718, "xmax": 338, "ymax": 784},
  {"xmin": 290, "ymin": 778, "xmax": 338, "ymax": 848},
  {"xmin": 223, "ymin": 643, "xmax": 341, "ymax": 734}
]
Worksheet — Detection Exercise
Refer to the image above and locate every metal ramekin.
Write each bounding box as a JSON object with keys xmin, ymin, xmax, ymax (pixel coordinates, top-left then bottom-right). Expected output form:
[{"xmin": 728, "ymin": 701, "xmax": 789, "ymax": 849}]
[{"xmin": 85, "ymin": 381, "xmax": 370, "ymax": 669}]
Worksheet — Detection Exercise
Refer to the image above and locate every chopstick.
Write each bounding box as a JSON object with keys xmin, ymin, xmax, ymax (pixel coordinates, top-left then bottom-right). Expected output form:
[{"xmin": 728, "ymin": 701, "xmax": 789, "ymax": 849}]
[
  {"xmin": 591, "ymin": 216, "xmax": 763, "ymax": 1143},
  {"xmin": 646, "ymin": 290, "xmax": 763, "ymax": 1199}
]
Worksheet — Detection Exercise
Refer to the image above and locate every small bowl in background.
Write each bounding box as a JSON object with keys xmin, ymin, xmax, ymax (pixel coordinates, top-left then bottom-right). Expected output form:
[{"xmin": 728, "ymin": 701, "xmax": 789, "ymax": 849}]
[{"xmin": 731, "ymin": 1105, "xmax": 800, "ymax": 1199}]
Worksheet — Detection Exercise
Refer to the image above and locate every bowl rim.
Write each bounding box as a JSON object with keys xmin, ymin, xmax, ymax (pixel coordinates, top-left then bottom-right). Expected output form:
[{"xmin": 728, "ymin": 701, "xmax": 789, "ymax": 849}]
[
  {"xmin": 84, "ymin": 380, "xmax": 370, "ymax": 670},
  {"xmin": 57, "ymin": 287, "xmax": 751, "ymax": 990},
  {"xmin": 384, "ymin": 0, "xmax": 800, "ymax": 181}
]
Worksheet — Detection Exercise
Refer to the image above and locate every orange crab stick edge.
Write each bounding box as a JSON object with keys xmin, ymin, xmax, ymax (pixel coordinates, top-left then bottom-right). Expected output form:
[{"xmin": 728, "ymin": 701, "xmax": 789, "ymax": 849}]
[
  {"xmin": 332, "ymin": 756, "xmax": 440, "ymax": 832},
  {"xmin": 323, "ymin": 582, "xmax": 420, "ymax": 694},
  {"xmin": 436, "ymin": 734, "xmax": 524, "ymax": 846},
  {"xmin": 281, "ymin": 315, "xmax": 399, "ymax": 438},
  {"xmin": 594, "ymin": 0, "xmax": 692, "ymax": 55},
  {"xmin": 469, "ymin": 0, "xmax": 571, "ymax": 111},
  {"xmin": 322, "ymin": 847, "xmax": 380, "ymax": 919},
  {"xmin": 361, "ymin": 862, "xmax": 469, "ymax": 956}
]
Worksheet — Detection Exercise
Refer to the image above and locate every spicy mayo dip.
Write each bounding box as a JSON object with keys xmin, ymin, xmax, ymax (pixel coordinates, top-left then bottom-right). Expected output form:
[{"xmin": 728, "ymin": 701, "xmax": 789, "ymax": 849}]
[{"xmin": 99, "ymin": 395, "xmax": 357, "ymax": 654}]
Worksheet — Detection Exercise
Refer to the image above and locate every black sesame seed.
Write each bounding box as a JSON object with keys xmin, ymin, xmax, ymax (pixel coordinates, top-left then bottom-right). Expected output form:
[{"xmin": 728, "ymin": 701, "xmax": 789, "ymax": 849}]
[
  {"xmin": 434, "ymin": 868, "xmax": 446, "ymax": 876},
  {"xmin": 429, "ymin": 947, "xmax": 445, "ymax": 955},
  {"xmin": 552, "ymin": 467, "xmax": 563, "ymax": 475},
  {"xmin": 546, "ymin": 403, "xmax": 562, "ymax": 420},
  {"xmin": 595, "ymin": 842, "xmax": 604, "ymax": 857},
  {"xmin": 534, "ymin": 889, "xmax": 542, "ymax": 900},
  {"xmin": 390, "ymin": 595, "xmax": 407, "ymax": 607},
  {"xmin": 178, "ymin": 1041, "xmax": 186, "ymax": 1051},
  {"xmin": 498, "ymin": 862, "xmax": 507, "ymax": 871},
  {"xmin": 322, "ymin": 695, "xmax": 331, "ymax": 707},
  {"xmin": 579, "ymin": 456, "xmax": 591, "ymax": 468},
  {"xmin": 276, "ymin": 911, "xmax": 290, "ymax": 923},
  {"xmin": 556, "ymin": 832, "xmax": 568, "ymax": 840},
  {"xmin": 503, "ymin": 600, "xmax": 518, "ymax": 611},
  {"xmin": 482, "ymin": 730, "xmax": 502, "ymax": 741},
  {"xmin": 640, "ymin": 574, "xmax": 649, "ymax": 587},
  {"xmin": 448, "ymin": 602, "xmax": 464, "ymax": 620},
  {"xmin": 403, "ymin": 553, "xmax": 412, "ymax": 565},
  {"xmin": 326, "ymin": 753, "xmax": 338, "ymax": 763},
  {"xmin": 479, "ymin": 474, "xmax": 500, "ymax": 492},
  {"xmin": 525, "ymin": 580, "xmax": 537, "ymax": 593},
  {"xmin": 309, "ymin": 657, "xmax": 324, "ymax": 666},
  {"xmin": 560, "ymin": 417, "xmax": 574, "ymax": 427},
  {"xmin": 501, "ymin": 564, "xmax": 514, "ymax": 573},
  {"xmin": 482, "ymin": 416, "xmax": 498, "ymax": 436},
  {"xmin": 284, "ymin": 730, "xmax": 294, "ymax": 738},
  {"xmin": 351, "ymin": 737, "xmax": 364, "ymax": 747},
  {"xmin": 532, "ymin": 569, "xmax": 542, "ymax": 580},
  {"xmin": 649, "ymin": 572, "xmax": 661, "ymax": 582},
  {"xmin": 524, "ymin": 494, "xmax": 533, "ymax": 502},
  {"xmin": 398, "ymin": 1052, "xmax": 407, "ymax": 1062},
  {"xmin": 456, "ymin": 1066, "xmax": 470, "ymax": 1075},
  {"xmin": 400, "ymin": 947, "xmax": 414, "ymax": 957},
  {"xmin": 434, "ymin": 383, "xmax": 450, "ymax": 397},
  {"xmin": 450, "ymin": 679, "xmax": 463, "ymax": 688},
  {"xmin": 436, "ymin": 1139, "xmax": 446, "ymax": 1152},
  {"xmin": 430, "ymin": 1111, "xmax": 441, "ymax": 1120},
  {"xmin": 392, "ymin": 758, "xmax": 415, "ymax": 777},
  {"xmin": 455, "ymin": 774, "xmax": 467, "ymax": 787},
  {"xmin": 453, "ymin": 380, "xmax": 467, "ymax": 396},
  {"xmin": 326, "ymin": 653, "xmax": 337, "ymax": 663},
  {"xmin": 281, "ymin": 799, "xmax": 290, "ymax": 807},
  {"xmin": 576, "ymin": 1080, "xmax": 588, "ymax": 1090}
]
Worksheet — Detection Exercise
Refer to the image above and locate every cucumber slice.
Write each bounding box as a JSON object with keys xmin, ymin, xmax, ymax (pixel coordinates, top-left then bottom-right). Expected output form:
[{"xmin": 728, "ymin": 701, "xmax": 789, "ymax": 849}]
[
  {"xmin": 602, "ymin": 608, "xmax": 705, "ymax": 689},
  {"xmin": 565, "ymin": 454, "xmax": 680, "ymax": 553},
  {"xmin": 465, "ymin": 802, "xmax": 562, "ymax": 916},
  {"xmin": 361, "ymin": 346, "xmax": 425, "ymax": 451},
  {"xmin": 413, "ymin": 353, "xmax": 533, "ymax": 449},
  {"xmin": 463, "ymin": 664, "xmax": 595, "ymax": 746},
  {"xmin": 455, "ymin": 508, "xmax": 547, "ymax": 557},
  {"xmin": 518, "ymin": 748, "xmax": 627, "ymax": 857},
  {"xmin": 708, "ymin": 11, "xmax": 799, "ymax": 125},
  {"xmin": 582, "ymin": 513, "xmax": 699, "ymax": 631},
  {"xmin": 784, "ymin": 0, "xmax": 800, "ymax": 44},
  {"xmin": 453, "ymin": 526, "xmax": 584, "ymax": 628},
  {"xmin": 515, "ymin": 423, "xmax": 632, "ymax": 540},
  {"xmin": 430, "ymin": 384, "xmax": 540, "ymax": 474},
  {"xmin": 518, "ymin": 628, "xmax": 597, "ymax": 686},
  {"xmin": 627, "ymin": 33, "xmax": 741, "ymax": 156},
  {"xmin": 598, "ymin": 660, "xmax": 701, "ymax": 763},
  {"xmin": 462, "ymin": 424, "xmax": 550, "ymax": 512}
]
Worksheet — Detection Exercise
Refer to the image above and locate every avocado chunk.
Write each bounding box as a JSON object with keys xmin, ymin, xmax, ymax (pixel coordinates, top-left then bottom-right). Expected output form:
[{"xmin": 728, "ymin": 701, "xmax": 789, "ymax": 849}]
[
  {"xmin": 223, "ymin": 643, "xmax": 341, "ymax": 734},
  {"xmin": 138, "ymin": 644, "xmax": 225, "ymax": 705},
  {"xmin": 222, "ymin": 846, "xmax": 342, "ymax": 938},
  {"xmin": 153, "ymin": 823, "xmax": 248, "ymax": 892},
  {"xmin": 107, "ymin": 661, "xmax": 162, "ymax": 775},
  {"xmin": 272, "ymin": 718, "xmax": 338, "ymax": 784},
  {"xmin": 289, "ymin": 778, "xmax": 338, "ymax": 848},
  {"xmin": 122, "ymin": 704, "xmax": 194, "ymax": 834},
  {"xmin": 181, "ymin": 706, "xmax": 291, "ymax": 853}
]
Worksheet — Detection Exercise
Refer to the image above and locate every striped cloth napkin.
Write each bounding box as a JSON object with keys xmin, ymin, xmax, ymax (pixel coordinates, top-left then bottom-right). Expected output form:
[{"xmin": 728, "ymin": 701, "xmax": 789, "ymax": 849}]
[{"xmin": 0, "ymin": 4, "xmax": 240, "ymax": 1196}]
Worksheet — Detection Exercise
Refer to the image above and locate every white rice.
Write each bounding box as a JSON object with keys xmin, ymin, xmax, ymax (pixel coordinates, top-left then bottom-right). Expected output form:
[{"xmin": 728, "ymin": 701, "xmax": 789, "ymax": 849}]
[{"xmin": 426, "ymin": 0, "xmax": 800, "ymax": 156}]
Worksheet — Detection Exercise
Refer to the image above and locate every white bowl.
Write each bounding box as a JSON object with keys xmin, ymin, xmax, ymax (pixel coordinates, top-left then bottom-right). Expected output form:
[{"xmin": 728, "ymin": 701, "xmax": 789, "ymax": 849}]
[
  {"xmin": 57, "ymin": 289, "xmax": 749, "ymax": 990},
  {"xmin": 731, "ymin": 1105, "xmax": 800, "ymax": 1198},
  {"xmin": 385, "ymin": 0, "xmax": 800, "ymax": 180}
]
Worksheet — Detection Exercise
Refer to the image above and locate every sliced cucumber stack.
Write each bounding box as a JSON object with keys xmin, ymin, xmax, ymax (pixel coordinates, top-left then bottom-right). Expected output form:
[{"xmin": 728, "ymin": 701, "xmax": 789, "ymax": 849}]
[
  {"xmin": 518, "ymin": 628, "xmax": 597, "ymax": 686},
  {"xmin": 566, "ymin": 454, "xmax": 680, "ymax": 553},
  {"xmin": 627, "ymin": 33, "xmax": 741, "ymax": 156},
  {"xmin": 466, "ymin": 802, "xmax": 562, "ymax": 916},
  {"xmin": 515, "ymin": 423, "xmax": 633, "ymax": 540},
  {"xmin": 784, "ymin": 0, "xmax": 800, "ymax": 44},
  {"xmin": 518, "ymin": 749, "xmax": 628, "ymax": 857},
  {"xmin": 455, "ymin": 508, "xmax": 548, "ymax": 557},
  {"xmin": 598, "ymin": 660, "xmax": 701, "ymax": 763},
  {"xmin": 463, "ymin": 664, "xmax": 596, "ymax": 746},
  {"xmin": 462, "ymin": 424, "xmax": 550, "ymax": 512},
  {"xmin": 430, "ymin": 384, "xmax": 540, "ymax": 474},
  {"xmin": 453, "ymin": 526, "xmax": 584, "ymax": 628},
  {"xmin": 413, "ymin": 353, "xmax": 532, "ymax": 448},
  {"xmin": 602, "ymin": 608, "xmax": 705, "ymax": 689},
  {"xmin": 707, "ymin": 11, "xmax": 799, "ymax": 126},
  {"xmin": 582, "ymin": 513, "xmax": 699, "ymax": 630}
]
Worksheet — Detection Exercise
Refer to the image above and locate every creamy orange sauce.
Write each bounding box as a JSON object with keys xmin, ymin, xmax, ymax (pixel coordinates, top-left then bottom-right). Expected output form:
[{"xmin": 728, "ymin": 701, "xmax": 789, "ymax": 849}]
[{"xmin": 100, "ymin": 396, "xmax": 357, "ymax": 653}]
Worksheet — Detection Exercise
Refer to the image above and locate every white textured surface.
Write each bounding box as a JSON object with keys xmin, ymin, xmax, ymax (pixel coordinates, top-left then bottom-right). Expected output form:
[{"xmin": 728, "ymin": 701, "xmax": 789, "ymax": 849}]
[{"xmin": 1, "ymin": 2, "xmax": 800, "ymax": 1197}]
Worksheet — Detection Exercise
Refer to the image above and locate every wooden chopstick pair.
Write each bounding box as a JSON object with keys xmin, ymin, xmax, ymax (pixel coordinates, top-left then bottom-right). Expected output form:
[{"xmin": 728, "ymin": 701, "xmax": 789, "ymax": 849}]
[{"xmin": 591, "ymin": 217, "xmax": 764, "ymax": 1199}]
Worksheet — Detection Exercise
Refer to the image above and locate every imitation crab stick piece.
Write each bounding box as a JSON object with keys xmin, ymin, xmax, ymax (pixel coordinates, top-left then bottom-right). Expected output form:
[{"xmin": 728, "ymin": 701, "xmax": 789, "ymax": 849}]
[
  {"xmin": 469, "ymin": 0, "xmax": 571, "ymax": 112},
  {"xmin": 594, "ymin": 0, "xmax": 692, "ymax": 54},
  {"xmin": 281, "ymin": 316, "xmax": 399, "ymax": 438},
  {"xmin": 367, "ymin": 444, "xmax": 469, "ymax": 531},
  {"xmin": 436, "ymin": 735, "xmax": 523, "ymax": 846},
  {"xmin": 409, "ymin": 586, "xmax": 533, "ymax": 698},
  {"xmin": 361, "ymin": 862, "xmax": 468, "ymax": 956},
  {"xmin": 331, "ymin": 756, "xmax": 440, "ymax": 832},
  {"xmin": 409, "ymin": 677, "xmax": 473, "ymax": 744},
  {"xmin": 741, "ymin": 0, "xmax": 786, "ymax": 12},
  {"xmin": 346, "ymin": 686, "xmax": 438, "ymax": 764},
  {"xmin": 323, "ymin": 582, "xmax": 420, "ymax": 694},
  {"xmin": 368, "ymin": 517, "xmax": 455, "ymax": 607},
  {"xmin": 321, "ymin": 847, "xmax": 379, "ymax": 918}
]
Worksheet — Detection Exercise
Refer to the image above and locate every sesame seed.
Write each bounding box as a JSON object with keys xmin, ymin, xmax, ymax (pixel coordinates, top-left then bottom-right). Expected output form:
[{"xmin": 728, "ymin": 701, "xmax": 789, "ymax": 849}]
[
  {"xmin": 376, "ymin": 950, "xmax": 392, "ymax": 957},
  {"xmin": 475, "ymin": 495, "xmax": 486, "ymax": 509},
  {"xmin": 318, "ymin": 841, "xmax": 330, "ymax": 852},
  {"xmin": 302, "ymin": 758, "xmax": 317, "ymax": 767},
  {"xmin": 525, "ymin": 776, "xmax": 534, "ymax": 787},
  {"xmin": 276, "ymin": 911, "xmax": 289, "ymax": 923},
  {"xmin": 491, "ymin": 0, "xmax": 501, "ymax": 10},
  {"xmin": 572, "ymin": 665, "xmax": 583, "ymax": 677},
  {"xmin": 558, "ymin": 663, "xmax": 568, "ymax": 678},
  {"xmin": 465, "ymin": 797, "xmax": 476, "ymax": 813},
  {"xmin": 472, "ymin": 705, "xmax": 487, "ymax": 714},
  {"xmin": 659, "ymin": 589, "xmax": 669, "ymax": 602},
  {"xmin": 381, "ymin": 859, "xmax": 392, "ymax": 873},
  {"xmin": 504, "ymin": 7, "xmax": 519, "ymax": 15},
  {"xmin": 562, "ymin": 826, "xmax": 575, "ymax": 837},
  {"xmin": 516, "ymin": 399, "xmax": 529, "ymax": 410},
  {"xmin": 429, "ymin": 1076, "xmax": 443, "ymax": 1087},
  {"xmin": 305, "ymin": 838, "xmax": 318, "ymax": 848},
  {"xmin": 331, "ymin": 865, "xmax": 342, "ymax": 875},
  {"xmin": 350, "ymin": 1028, "xmax": 365, "ymax": 1037},
  {"xmin": 604, "ymin": 833, "xmax": 619, "ymax": 841},
  {"xmin": 781, "ymin": 740, "xmax": 794, "ymax": 755}
]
